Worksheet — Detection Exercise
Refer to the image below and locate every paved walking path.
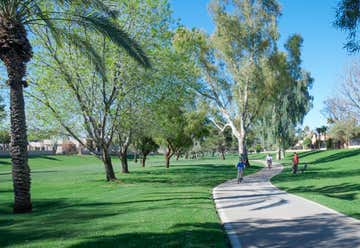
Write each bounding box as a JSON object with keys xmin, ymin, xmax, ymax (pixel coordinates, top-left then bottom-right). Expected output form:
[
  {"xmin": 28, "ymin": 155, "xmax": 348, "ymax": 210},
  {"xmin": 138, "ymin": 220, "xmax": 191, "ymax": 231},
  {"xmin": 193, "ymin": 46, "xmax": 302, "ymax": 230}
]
[{"xmin": 213, "ymin": 161, "xmax": 360, "ymax": 248}]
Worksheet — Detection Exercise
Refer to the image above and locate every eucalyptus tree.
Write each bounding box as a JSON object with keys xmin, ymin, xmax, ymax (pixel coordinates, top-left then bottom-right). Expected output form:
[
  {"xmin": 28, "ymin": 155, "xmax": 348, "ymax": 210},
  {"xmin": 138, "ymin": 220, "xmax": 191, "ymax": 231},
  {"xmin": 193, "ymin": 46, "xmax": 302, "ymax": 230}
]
[
  {"xmin": 268, "ymin": 35, "xmax": 313, "ymax": 159},
  {"xmin": 173, "ymin": 0, "xmax": 280, "ymax": 163},
  {"xmin": 335, "ymin": 0, "xmax": 360, "ymax": 53},
  {"xmin": 0, "ymin": 0, "xmax": 149, "ymax": 213}
]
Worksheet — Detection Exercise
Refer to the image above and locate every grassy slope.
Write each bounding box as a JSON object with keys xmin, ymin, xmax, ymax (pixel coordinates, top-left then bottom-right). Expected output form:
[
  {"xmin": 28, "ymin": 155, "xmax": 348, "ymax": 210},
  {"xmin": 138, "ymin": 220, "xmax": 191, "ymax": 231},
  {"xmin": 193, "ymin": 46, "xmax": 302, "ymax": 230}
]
[
  {"xmin": 271, "ymin": 149, "xmax": 360, "ymax": 219},
  {"xmin": 0, "ymin": 155, "xmax": 262, "ymax": 248}
]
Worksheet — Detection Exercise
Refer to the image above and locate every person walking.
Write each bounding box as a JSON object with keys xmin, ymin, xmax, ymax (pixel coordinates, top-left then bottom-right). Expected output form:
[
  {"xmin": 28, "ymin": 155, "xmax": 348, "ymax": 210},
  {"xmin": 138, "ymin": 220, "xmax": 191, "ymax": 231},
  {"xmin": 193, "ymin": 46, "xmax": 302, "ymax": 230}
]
[
  {"xmin": 292, "ymin": 152, "xmax": 299, "ymax": 174},
  {"xmin": 266, "ymin": 154, "xmax": 273, "ymax": 169},
  {"xmin": 236, "ymin": 156, "xmax": 246, "ymax": 184}
]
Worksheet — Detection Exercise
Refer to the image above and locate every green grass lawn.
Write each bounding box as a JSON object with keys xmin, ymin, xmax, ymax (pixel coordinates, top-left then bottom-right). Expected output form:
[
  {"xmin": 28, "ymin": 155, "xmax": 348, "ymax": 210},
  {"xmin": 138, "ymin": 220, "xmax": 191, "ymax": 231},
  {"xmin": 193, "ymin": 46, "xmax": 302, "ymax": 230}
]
[
  {"xmin": 271, "ymin": 149, "xmax": 360, "ymax": 219},
  {"xmin": 0, "ymin": 155, "xmax": 262, "ymax": 248}
]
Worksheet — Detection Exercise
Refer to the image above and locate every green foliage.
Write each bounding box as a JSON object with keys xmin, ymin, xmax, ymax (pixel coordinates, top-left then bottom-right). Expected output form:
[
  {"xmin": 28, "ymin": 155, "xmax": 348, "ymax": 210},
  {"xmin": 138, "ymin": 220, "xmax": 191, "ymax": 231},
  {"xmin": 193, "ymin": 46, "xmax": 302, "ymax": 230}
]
[
  {"xmin": 328, "ymin": 118, "xmax": 360, "ymax": 146},
  {"xmin": 0, "ymin": 129, "xmax": 10, "ymax": 144},
  {"xmin": 255, "ymin": 144, "xmax": 263, "ymax": 153},
  {"xmin": 134, "ymin": 136, "xmax": 159, "ymax": 157},
  {"xmin": 155, "ymin": 105, "xmax": 208, "ymax": 157},
  {"xmin": 266, "ymin": 34, "xmax": 313, "ymax": 151},
  {"xmin": 335, "ymin": 0, "xmax": 360, "ymax": 53},
  {"xmin": 302, "ymin": 137, "xmax": 312, "ymax": 149},
  {"xmin": 174, "ymin": 0, "xmax": 285, "ymax": 157},
  {"xmin": 201, "ymin": 126, "xmax": 233, "ymax": 155}
]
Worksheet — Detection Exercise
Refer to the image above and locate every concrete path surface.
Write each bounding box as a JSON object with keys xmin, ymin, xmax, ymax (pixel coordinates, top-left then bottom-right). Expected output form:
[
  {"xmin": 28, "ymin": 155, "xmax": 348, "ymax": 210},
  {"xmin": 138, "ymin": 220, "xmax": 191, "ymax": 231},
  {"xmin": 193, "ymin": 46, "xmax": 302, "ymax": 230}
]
[{"xmin": 213, "ymin": 161, "xmax": 360, "ymax": 248}]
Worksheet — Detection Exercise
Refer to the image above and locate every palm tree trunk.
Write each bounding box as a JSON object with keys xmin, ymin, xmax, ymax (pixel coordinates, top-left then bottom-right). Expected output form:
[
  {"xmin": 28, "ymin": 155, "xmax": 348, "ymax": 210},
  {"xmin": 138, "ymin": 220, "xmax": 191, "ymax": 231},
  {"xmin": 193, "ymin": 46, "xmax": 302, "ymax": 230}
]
[{"xmin": 10, "ymin": 83, "xmax": 31, "ymax": 213}]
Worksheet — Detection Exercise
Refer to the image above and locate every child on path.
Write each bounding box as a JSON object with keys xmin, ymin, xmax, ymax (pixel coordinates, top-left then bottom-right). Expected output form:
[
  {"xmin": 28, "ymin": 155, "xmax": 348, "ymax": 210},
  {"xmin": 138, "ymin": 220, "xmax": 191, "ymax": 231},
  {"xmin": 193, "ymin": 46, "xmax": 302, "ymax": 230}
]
[
  {"xmin": 236, "ymin": 157, "xmax": 246, "ymax": 184},
  {"xmin": 292, "ymin": 152, "xmax": 299, "ymax": 174},
  {"xmin": 266, "ymin": 154, "xmax": 272, "ymax": 169}
]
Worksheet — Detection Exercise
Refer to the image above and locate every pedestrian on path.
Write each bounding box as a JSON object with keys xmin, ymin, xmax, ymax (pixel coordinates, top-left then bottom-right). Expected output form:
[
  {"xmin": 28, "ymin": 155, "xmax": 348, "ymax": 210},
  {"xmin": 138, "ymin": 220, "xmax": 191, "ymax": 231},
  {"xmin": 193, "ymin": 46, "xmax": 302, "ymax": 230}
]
[
  {"xmin": 236, "ymin": 156, "xmax": 246, "ymax": 183},
  {"xmin": 266, "ymin": 154, "xmax": 273, "ymax": 169},
  {"xmin": 292, "ymin": 152, "xmax": 299, "ymax": 174}
]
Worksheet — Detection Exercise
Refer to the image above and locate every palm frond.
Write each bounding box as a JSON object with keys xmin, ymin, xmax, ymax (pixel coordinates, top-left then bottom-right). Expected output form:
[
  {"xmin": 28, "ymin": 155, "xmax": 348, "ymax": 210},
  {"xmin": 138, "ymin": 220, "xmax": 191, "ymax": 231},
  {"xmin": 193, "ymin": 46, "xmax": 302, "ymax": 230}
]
[
  {"xmin": 64, "ymin": 31, "xmax": 108, "ymax": 82},
  {"xmin": 31, "ymin": 3, "xmax": 63, "ymax": 47},
  {"xmin": 53, "ymin": 0, "xmax": 119, "ymax": 19},
  {"xmin": 75, "ymin": 12, "xmax": 151, "ymax": 68}
]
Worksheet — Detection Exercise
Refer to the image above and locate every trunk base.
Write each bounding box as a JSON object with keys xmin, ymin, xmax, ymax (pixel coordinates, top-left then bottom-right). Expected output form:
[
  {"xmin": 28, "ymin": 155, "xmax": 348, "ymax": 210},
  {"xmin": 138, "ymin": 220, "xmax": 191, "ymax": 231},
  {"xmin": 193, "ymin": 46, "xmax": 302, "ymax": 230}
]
[{"xmin": 13, "ymin": 203, "xmax": 32, "ymax": 214}]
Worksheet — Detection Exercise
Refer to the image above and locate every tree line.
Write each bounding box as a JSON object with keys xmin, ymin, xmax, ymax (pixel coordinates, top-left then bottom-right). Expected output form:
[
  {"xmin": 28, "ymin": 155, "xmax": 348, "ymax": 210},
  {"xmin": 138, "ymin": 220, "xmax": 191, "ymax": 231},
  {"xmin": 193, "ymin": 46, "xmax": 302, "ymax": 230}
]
[{"xmin": 1, "ymin": 0, "xmax": 355, "ymax": 214}]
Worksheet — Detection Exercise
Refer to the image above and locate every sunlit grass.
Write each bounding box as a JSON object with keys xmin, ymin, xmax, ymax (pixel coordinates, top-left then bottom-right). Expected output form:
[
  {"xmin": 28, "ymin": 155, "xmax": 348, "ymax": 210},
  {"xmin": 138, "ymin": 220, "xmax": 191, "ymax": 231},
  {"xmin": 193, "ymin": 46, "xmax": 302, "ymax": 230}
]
[{"xmin": 0, "ymin": 155, "xmax": 262, "ymax": 247}]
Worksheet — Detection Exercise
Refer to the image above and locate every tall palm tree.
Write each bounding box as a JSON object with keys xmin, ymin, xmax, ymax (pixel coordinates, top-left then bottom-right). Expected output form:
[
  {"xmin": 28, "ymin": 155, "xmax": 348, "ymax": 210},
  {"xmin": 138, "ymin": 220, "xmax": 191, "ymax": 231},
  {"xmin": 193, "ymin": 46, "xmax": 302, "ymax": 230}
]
[{"xmin": 0, "ymin": 0, "xmax": 150, "ymax": 213}]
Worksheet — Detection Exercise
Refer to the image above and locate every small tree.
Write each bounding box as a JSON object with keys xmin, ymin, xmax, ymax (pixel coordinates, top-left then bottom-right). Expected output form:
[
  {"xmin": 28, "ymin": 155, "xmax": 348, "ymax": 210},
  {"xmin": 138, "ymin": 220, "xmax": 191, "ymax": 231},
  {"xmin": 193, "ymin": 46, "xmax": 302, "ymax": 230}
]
[
  {"xmin": 135, "ymin": 137, "xmax": 159, "ymax": 167},
  {"xmin": 328, "ymin": 118, "xmax": 360, "ymax": 147}
]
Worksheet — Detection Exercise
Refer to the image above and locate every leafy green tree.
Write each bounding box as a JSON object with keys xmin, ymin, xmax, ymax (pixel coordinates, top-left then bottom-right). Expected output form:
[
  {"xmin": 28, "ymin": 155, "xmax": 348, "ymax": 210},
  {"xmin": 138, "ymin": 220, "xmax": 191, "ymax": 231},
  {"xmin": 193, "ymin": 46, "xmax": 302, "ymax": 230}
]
[
  {"xmin": 156, "ymin": 105, "xmax": 192, "ymax": 168},
  {"xmin": 329, "ymin": 118, "xmax": 360, "ymax": 147},
  {"xmin": 208, "ymin": 0, "xmax": 281, "ymax": 160},
  {"xmin": 174, "ymin": 0, "xmax": 281, "ymax": 163},
  {"xmin": 0, "ymin": 0, "xmax": 149, "ymax": 213},
  {"xmin": 134, "ymin": 136, "xmax": 159, "ymax": 167},
  {"xmin": 103, "ymin": 0, "xmax": 175, "ymax": 174},
  {"xmin": 335, "ymin": 0, "xmax": 360, "ymax": 53},
  {"xmin": 202, "ymin": 127, "xmax": 232, "ymax": 159},
  {"xmin": 268, "ymin": 35, "xmax": 313, "ymax": 159}
]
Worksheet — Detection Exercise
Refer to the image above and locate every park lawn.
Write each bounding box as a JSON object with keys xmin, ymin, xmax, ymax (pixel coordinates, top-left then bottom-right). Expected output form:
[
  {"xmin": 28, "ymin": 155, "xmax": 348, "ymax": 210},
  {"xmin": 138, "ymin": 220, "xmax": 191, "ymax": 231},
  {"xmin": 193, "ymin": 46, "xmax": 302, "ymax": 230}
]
[
  {"xmin": 0, "ymin": 155, "xmax": 262, "ymax": 248},
  {"xmin": 271, "ymin": 149, "xmax": 360, "ymax": 219}
]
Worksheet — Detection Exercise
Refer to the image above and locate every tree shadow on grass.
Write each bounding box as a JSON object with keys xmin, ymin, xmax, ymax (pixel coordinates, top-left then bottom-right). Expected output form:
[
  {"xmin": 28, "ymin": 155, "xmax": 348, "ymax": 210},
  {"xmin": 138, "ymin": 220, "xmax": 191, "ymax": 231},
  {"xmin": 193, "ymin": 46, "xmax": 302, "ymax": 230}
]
[
  {"xmin": 283, "ymin": 183, "xmax": 360, "ymax": 201},
  {"xmin": 0, "ymin": 170, "xmax": 58, "ymax": 176},
  {"xmin": 32, "ymin": 155, "xmax": 61, "ymax": 161},
  {"xmin": 0, "ymin": 160, "xmax": 11, "ymax": 166},
  {"xmin": 297, "ymin": 150, "xmax": 324, "ymax": 159},
  {"xmin": 0, "ymin": 189, "xmax": 12, "ymax": 193},
  {"xmin": 309, "ymin": 149, "xmax": 360, "ymax": 164},
  {"xmin": 68, "ymin": 222, "xmax": 229, "ymax": 248},
  {"xmin": 0, "ymin": 199, "xmax": 123, "ymax": 247},
  {"xmin": 0, "ymin": 193, "xmax": 221, "ymax": 247}
]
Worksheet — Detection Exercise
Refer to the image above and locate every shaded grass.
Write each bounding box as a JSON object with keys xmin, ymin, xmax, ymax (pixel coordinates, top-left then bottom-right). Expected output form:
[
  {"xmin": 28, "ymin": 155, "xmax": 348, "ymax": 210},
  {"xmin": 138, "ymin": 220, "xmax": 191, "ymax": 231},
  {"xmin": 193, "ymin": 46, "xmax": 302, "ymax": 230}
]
[
  {"xmin": 271, "ymin": 149, "xmax": 360, "ymax": 219},
  {"xmin": 0, "ymin": 155, "xmax": 262, "ymax": 248}
]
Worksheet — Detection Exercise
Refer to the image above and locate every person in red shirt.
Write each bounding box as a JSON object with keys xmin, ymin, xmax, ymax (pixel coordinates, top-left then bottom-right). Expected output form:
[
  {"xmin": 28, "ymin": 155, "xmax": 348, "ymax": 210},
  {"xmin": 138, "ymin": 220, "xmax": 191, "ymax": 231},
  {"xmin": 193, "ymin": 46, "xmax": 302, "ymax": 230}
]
[{"xmin": 292, "ymin": 152, "xmax": 299, "ymax": 174}]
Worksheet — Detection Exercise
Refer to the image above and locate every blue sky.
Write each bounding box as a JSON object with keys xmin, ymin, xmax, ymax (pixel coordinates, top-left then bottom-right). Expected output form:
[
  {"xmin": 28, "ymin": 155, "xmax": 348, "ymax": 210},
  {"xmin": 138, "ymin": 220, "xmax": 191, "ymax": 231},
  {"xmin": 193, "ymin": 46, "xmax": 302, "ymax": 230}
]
[{"xmin": 171, "ymin": 0, "xmax": 356, "ymax": 130}]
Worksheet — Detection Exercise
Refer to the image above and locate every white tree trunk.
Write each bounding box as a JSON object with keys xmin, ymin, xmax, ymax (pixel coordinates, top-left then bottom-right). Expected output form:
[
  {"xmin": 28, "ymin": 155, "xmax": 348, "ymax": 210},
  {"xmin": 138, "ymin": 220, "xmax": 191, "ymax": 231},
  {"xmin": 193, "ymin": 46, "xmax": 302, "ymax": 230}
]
[{"xmin": 237, "ymin": 136, "xmax": 246, "ymax": 156}]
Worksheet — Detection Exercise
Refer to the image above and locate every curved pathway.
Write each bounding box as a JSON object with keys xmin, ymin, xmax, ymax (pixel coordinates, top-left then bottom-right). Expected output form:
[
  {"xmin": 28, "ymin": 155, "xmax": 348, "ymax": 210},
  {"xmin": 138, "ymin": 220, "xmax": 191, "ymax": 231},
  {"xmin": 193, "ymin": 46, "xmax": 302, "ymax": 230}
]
[{"xmin": 213, "ymin": 161, "xmax": 360, "ymax": 248}]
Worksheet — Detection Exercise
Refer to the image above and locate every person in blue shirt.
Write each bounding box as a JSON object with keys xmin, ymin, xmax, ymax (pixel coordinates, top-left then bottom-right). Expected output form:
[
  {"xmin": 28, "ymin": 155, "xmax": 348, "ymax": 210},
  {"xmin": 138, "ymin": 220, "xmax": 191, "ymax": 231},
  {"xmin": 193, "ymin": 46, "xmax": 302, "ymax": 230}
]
[{"xmin": 236, "ymin": 157, "xmax": 246, "ymax": 184}]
